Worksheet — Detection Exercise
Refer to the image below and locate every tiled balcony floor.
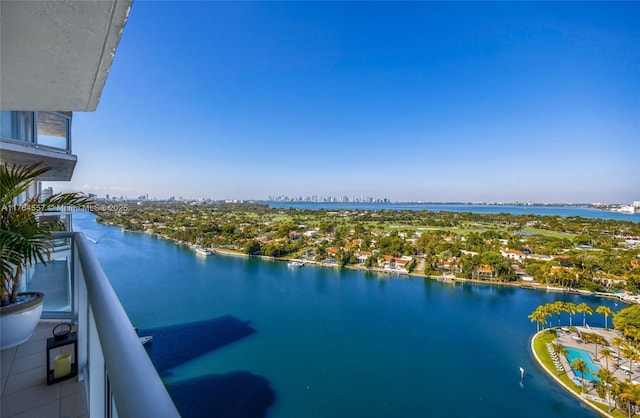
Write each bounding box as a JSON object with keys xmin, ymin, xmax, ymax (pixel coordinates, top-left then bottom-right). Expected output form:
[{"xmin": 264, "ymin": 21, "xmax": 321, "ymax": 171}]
[{"xmin": 1, "ymin": 320, "xmax": 87, "ymax": 418}]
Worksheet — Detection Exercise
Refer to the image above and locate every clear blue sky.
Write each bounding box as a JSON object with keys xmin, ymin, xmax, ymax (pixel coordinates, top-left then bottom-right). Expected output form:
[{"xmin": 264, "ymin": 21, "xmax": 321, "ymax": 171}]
[{"xmin": 55, "ymin": 1, "xmax": 640, "ymax": 203}]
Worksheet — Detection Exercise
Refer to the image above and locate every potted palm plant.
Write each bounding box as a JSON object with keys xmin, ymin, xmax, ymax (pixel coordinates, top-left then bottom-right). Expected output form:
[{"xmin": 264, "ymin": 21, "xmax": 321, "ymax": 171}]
[{"xmin": 1, "ymin": 162, "xmax": 91, "ymax": 349}]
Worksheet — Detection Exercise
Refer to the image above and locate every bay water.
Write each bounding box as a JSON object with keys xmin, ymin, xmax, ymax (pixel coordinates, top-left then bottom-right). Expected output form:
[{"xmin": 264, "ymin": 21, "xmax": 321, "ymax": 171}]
[
  {"xmin": 74, "ymin": 211, "xmax": 619, "ymax": 417},
  {"xmin": 268, "ymin": 202, "xmax": 640, "ymax": 222}
]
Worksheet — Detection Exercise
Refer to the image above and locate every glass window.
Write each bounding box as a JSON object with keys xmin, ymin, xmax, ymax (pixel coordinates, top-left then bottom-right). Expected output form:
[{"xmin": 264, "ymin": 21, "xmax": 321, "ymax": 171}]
[
  {"xmin": 37, "ymin": 112, "xmax": 69, "ymax": 150},
  {"xmin": 0, "ymin": 111, "xmax": 34, "ymax": 142}
]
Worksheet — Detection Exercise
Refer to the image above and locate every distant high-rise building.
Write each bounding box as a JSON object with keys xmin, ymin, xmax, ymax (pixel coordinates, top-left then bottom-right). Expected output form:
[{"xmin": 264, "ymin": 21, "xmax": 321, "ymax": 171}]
[{"xmin": 41, "ymin": 186, "xmax": 53, "ymax": 201}]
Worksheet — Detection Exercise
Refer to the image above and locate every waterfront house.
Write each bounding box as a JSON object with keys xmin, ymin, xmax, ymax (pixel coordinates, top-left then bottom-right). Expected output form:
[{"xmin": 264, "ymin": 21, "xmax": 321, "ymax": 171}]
[
  {"xmin": 511, "ymin": 265, "xmax": 534, "ymax": 282},
  {"xmin": 436, "ymin": 258, "xmax": 462, "ymax": 274},
  {"xmin": 356, "ymin": 251, "xmax": 372, "ymax": 262},
  {"xmin": 592, "ymin": 276, "xmax": 626, "ymax": 288},
  {"xmin": 473, "ymin": 264, "xmax": 495, "ymax": 279},
  {"xmin": 327, "ymin": 247, "xmax": 339, "ymax": 256},
  {"xmin": 500, "ymin": 248, "xmax": 526, "ymax": 262},
  {"xmin": 380, "ymin": 255, "xmax": 413, "ymax": 271}
]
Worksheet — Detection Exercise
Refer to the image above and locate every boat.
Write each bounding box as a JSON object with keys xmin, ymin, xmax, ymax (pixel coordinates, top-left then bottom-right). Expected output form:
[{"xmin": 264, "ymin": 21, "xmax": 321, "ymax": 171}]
[
  {"xmin": 287, "ymin": 261, "xmax": 304, "ymax": 268},
  {"xmin": 195, "ymin": 247, "xmax": 214, "ymax": 256},
  {"xmin": 139, "ymin": 335, "xmax": 153, "ymax": 345}
]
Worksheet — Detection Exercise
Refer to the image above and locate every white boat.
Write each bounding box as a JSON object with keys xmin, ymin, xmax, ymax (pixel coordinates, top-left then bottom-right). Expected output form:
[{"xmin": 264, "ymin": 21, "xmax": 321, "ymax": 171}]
[
  {"xmin": 287, "ymin": 261, "xmax": 304, "ymax": 268},
  {"xmin": 195, "ymin": 247, "xmax": 213, "ymax": 256},
  {"xmin": 139, "ymin": 335, "xmax": 153, "ymax": 345}
]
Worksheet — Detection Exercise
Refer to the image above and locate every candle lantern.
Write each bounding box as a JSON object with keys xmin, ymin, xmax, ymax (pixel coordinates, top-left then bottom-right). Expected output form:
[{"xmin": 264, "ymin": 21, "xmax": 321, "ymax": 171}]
[{"xmin": 46, "ymin": 323, "xmax": 78, "ymax": 385}]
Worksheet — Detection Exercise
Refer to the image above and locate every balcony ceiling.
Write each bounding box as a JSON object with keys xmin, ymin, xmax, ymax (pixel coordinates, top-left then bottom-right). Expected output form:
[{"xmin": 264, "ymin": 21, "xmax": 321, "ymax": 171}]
[{"xmin": 0, "ymin": 0, "xmax": 132, "ymax": 111}]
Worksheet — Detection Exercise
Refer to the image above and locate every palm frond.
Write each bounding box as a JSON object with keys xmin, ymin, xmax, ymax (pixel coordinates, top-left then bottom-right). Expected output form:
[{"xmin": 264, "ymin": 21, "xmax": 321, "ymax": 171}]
[{"xmin": 1, "ymin": 162, "xmax": 92, "ymax": 305}]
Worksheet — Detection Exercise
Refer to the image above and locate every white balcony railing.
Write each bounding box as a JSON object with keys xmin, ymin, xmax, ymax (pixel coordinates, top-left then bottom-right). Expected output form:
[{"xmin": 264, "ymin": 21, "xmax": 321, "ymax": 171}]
[{"xmin": 52, "ymin": 232, "xmax": 180, "ymax": 418}]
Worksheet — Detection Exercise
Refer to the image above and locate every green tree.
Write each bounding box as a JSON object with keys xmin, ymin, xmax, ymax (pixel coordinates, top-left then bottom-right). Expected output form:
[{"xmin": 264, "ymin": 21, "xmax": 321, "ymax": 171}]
[
  {"xmin": 595, "ymin": 367, "xmax": 617, "ymax": 411},
  {"xmin": 550, "ymin": 341, "xmax": 567, "ymax": 358},
  {"xmin": 528, "ymin": 308, "xmax": 544, "ymax": 332},
  {"xmin": 614, "ymin": 305, "xmax": 640, "ymax": 334},
  {"xmin": 244, "ymin": 240, "xmax": 261, "ymax": 255},
  {"xmin": 576, "ymin": 303, "xmax": 593, "ymax": 327},
  {"xmin": 621, "ymin": 347, "xmax": 637, "ymax": 382},
  {"xmin": 618, "ymin": 381, "xmax": 640, "ymax": 418},
  {"xmin": 563, "ymin": 302, "xmax": 577, "ymax": 327},
  {"xmin": 597, "ymin": 305, "xmax": 614, "ymax": 330},
  {"xmin": 377, "ymin": 232, "xmax": 406, "ymax": 257},
  {"xmin": 571, "ymin": 358, "xmax": 590, "ymax": 393},
  {"xmin": 573, "ymin": 234, "xmax": 592, "ymax": 246},
  {"xmin": 550, "ymin": 301, "xmax": 564, "ymax": 327},
  {"xmin": 600, "ymin": 347, "xmax": 614, "ymax": 370},
  {"xmin": 612, "ymin": 337, "xmax": 628, "ymax": 367},
  {"xmin": 1, "ymin": 163, "xmax": 91, "ymax": 306}
]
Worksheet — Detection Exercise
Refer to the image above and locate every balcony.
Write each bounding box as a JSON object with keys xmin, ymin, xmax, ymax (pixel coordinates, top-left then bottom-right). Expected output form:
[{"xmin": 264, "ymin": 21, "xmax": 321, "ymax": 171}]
[
  {"xmin": 1, "ymin": 232, "xmax": 181, "ymax": 418},
  {"xmin": 0, "ymin": 111, "xmax": 77, "ymax": 181}
]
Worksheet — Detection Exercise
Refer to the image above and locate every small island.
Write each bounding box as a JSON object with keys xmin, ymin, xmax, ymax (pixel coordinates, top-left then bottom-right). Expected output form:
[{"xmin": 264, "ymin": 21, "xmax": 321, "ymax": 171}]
[{"xmin": 531, "ymin": 303, "xmax": 640, "ymax": 417}]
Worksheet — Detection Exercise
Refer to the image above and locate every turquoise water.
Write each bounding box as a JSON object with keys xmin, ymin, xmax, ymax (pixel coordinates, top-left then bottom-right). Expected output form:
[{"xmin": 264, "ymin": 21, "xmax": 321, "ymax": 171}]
[
  {"xmin": 268, "ymin": 202, "xmax": 640, "ymax": 222},
  {"xmin": 565, "ymin": 348, "xmax": 600, "ymax": 382},
  {"xmin": 74, "ymin": 211, "xmax": 618, "ymax": 417}
]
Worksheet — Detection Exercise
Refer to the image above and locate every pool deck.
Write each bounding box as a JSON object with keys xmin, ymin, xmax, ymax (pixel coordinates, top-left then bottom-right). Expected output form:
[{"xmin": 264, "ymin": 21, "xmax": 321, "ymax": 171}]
[{"xmin": 556, "ymin": 326, "xmax": 634, "ymax": 384}]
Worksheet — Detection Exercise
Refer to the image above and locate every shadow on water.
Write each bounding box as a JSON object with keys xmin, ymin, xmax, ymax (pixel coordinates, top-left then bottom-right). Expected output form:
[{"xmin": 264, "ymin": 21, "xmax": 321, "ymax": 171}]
[
  {"xmin": 142, "ymin": 315, "xmax": 275, "ymax": 418},
  {"xmin": 143, "ymin": 315, "xmax": 257, "ymax": 373},
  {"xmin": 169, "ymin": 372, "xmax": 275, "ymax": 418}
]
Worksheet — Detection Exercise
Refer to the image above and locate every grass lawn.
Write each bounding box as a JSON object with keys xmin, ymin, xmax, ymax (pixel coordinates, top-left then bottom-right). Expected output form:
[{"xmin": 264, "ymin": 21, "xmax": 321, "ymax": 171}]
[
  {"xmin": 522, "ymin": 227, "xmax": 576, "ymax": 240},
  {"xmin": 533, "ymin": 330, "xmax": 581, "ymax": 390}
]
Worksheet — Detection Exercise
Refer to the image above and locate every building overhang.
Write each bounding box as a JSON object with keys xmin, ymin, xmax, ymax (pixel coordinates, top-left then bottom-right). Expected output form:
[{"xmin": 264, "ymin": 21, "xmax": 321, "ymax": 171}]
[
  {"xmin": 0, "ymin": 139, "xmax": 77, "ymax": 181},
  {"xmin": 0, "ymin": 0, "xmax": 132, "ymax": 111}
]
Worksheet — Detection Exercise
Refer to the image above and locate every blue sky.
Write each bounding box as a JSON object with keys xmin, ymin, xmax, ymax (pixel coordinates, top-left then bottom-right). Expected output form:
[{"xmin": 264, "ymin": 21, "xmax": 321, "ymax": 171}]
[{"xmin": 55, "ymin": 1, "xmax": 639, "ymax": 203}]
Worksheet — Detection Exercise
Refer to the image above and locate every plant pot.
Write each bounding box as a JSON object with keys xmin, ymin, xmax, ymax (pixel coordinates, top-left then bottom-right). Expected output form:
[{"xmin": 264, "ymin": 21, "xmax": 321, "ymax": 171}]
[{"xmin": 0, "ymin": 292, "xmax": 45, "ymax": 350}]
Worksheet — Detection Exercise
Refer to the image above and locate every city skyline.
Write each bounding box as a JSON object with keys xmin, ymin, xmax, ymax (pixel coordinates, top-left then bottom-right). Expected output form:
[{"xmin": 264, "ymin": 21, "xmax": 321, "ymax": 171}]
[
  {"xmin": 47, "ymin": 2, "xmax": 640, "ymax": 202},
  {"xmin": 82, "ymin": 190, "xmax": 640, "ymax": 207}
]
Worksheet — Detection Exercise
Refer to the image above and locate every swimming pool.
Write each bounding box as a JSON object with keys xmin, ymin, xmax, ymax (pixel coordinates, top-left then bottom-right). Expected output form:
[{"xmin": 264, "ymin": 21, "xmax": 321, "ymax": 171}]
[{"xmin": 565, "ymin": 347, "xmax": 600, "ymax": 382}]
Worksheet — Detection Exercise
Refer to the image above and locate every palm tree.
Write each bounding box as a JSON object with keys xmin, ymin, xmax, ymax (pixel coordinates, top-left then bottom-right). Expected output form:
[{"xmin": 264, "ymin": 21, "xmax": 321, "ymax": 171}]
[
  {"xmin": 612, "ymin": 380, "xmax": 624, "ymax": 414},
  {"xmin": 612, "ymin": 337, "xmax": 628, "ymax": 367},
  {"xmin": 582, "ymin": 333, "xmax": 594, "ymax": 345},
  {"xmin": 564, "ymin": 302, "xmax": 577, "ymax": 327},
  {"xmin": 571, "ymin": 358, "xmax": 590, "ymax": 393},
  {"xmin": 576, "ymin": 303, "xmax": 593, "ymax": 327},
  {"xmin": 593, "ymin": 334, "xmax": 607, "ymax": 358},
  {"xmin": 618, "ymin": 382, "xmax": 640, "ymax": 418},
  {"xmin": 551, "ymin": 301, "xmax": 564, "ymax": 327},
  {"xmin": 595, "ymin": 368, "xmax": 617, "ymax": 410},
  {"xmin": 542, "ymin": 304, "xmax": 553, "ymax": 329},
  {"xmin": 529, "ymin": 307, "xmax": 547, "ymax": 332},
  {"xmin": 601, "ymin": 347, "xmax": 615, "ymax": 370},
  {"xmin": 621, "ymin": 346, "xmax": 637, "ymax": 381},
  {"xmin": 597, "ymin": 305, "xmax": 614, "ymax": 330},
  {"xmin": 1, "ymin": 163, "xmax": 91, "ymax": 306},
  {"xmin": 627, "ymin": 327, "xmax": 640, "ymax": 348},
  {"xmin": 551, "ymin": 341, "xmax": 567, "ymax": 355}
]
